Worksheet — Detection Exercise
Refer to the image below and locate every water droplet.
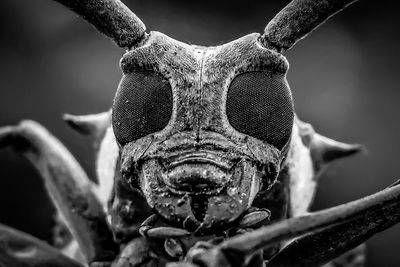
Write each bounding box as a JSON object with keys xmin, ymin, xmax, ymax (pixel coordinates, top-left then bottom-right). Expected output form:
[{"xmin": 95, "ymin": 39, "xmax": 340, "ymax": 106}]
[
  {"xmin": 149, "ymin": 182, "xmax": 157, "ymax": 189},
  {"xmin": 227, "ymin": 187, "xmax": 238, "ymax": 196}
]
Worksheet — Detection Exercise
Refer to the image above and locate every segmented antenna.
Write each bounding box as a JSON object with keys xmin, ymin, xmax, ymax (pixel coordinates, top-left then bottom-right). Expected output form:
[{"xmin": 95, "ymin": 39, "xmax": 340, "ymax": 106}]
[
  {"xmin": 261, "ymin": 0, "xmax": 358, "ymax": 51},
  {"xmin": 53, "ymin": 0, "xmax": 146, "ymax": 48}
]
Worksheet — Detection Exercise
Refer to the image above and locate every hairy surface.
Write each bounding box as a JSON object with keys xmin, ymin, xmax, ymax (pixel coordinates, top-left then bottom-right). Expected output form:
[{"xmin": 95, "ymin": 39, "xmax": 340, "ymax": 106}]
[
  {"xmin": 54, "ymin": 0, "xmax": 146, "ymax": 48},
  {"xmin": 262, "ymin": 0, "xmax": 358, "ymax": 51}
]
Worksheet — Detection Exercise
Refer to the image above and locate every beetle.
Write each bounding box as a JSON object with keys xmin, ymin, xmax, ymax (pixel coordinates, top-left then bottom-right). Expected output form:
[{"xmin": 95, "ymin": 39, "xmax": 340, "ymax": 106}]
[{"xmin": 0, "ymin": 0, "xmax": 400, "ymax": 266}]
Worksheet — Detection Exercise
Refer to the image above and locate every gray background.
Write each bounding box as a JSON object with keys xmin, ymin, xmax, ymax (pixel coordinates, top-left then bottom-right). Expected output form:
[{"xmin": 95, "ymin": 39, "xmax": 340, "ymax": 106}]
[{"xmin": 0, "ymin": 0, "xmax": 398, "ymax": 266}]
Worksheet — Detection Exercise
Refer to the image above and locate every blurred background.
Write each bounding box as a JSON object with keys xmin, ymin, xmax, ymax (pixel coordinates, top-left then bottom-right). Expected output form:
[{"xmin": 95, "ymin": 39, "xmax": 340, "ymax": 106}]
[{"xmin": 0, "ymin": 0, "xmax": 398, "ymax": 265}]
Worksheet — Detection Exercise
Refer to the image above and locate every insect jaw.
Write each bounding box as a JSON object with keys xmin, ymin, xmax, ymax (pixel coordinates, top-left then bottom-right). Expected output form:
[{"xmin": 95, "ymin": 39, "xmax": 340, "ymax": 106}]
[
  {"xmin": 130, "ymin": 155, "xmax": 267, "ymax": 232},
  {"xmin": 160, "ymin": 151, "xmax": 237, "ymax": 195},
  {"xmin": 161, "ymin": 164, "xmax": 231, "ymax": 196}
]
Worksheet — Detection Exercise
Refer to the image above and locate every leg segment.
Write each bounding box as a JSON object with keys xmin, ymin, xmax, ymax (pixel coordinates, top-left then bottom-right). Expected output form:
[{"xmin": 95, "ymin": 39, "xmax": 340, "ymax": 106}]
[
  {"xmin": 0, "ymin": 121, "xmax": 117, "ymax": 263},
  {"xmin": 175, "ymin": 179, "xmax": 400, "ymax": 266},
  {"xmin": 0, "ymin": 223, "xmax": 84, "ymax": 267}
]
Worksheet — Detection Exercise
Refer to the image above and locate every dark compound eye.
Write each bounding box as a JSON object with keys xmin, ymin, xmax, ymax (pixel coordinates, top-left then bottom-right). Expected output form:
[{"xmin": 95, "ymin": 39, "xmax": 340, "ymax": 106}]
[
  {"xmin": 112, "ymin": 71, "xmax": 173, "ymax": 145},
  {"xmin": 226, "ymin": 71, "xmax": 294, "ymax": 150}
]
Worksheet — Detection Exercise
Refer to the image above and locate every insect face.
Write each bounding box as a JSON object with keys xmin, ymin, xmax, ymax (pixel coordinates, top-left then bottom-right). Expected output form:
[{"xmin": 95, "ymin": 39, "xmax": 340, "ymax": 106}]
[{"xmin": 112, "ymin": 32, "xmax": 293, "ymax": 232}]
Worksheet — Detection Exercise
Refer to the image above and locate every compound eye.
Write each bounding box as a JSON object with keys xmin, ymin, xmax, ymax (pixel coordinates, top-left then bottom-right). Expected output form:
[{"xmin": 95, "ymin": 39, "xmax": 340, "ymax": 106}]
[
  {"xmin": 226, "ymin": 71, "xmax": 294, "ymax": 150},
  {"xmin": 112, "ymin": 70, "xmax": 173, "ymax": 145}
]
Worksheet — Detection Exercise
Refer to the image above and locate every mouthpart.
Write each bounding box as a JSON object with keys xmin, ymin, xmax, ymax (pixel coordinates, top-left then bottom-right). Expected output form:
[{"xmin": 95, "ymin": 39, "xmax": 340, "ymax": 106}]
[{"xmin": 137, "ymin": 155, "xmax": 262, "ymax": 234}]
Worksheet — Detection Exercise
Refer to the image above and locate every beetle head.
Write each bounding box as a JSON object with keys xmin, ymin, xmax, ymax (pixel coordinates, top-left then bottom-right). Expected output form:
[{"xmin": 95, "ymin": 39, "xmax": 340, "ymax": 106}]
[
  {"xmin": 52, "ymin": 0, "xmax": 355, "ymax": 236},
  {"xmin": 112, "ymin": 32, "xmax": 293, "ymax": 232}
]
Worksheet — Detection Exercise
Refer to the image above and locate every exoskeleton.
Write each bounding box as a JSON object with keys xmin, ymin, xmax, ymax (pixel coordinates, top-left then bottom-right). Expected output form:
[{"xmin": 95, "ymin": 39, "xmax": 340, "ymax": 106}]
[{"xmin": 0, "ymin": 0, "xmax": 400, "ymax": 267}]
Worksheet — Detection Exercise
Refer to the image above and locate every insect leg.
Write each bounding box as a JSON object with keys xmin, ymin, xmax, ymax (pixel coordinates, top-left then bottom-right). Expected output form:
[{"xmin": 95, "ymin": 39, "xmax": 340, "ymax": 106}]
[
  {"xmin": 182, "ymin": 180, "xmax": 400, "ymax": 266},
  {"xmin": 0, "ymin": 121, "xmax": 117, "ymax": 263},
  {"xmin": 266, "ymin": 181, "xmax": 400, "ymax": 267},
  {"xmin": 0, "ymin": 223, "xmax": 84, "ymax": 267}
]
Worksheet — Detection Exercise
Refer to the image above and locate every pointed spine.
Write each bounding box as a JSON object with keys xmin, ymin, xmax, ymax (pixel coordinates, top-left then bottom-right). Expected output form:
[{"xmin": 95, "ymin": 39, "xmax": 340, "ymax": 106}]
[
  {"xmin": 296, "ymin": 118, "xmax": 363, "ymax": 173},
  {"xmin": 63, "ymin": 111, "xmax": 111, "ymax": 152},
  {"xmin": 310, "ymin": 133, "xmax": 363, "ymax": 171}
]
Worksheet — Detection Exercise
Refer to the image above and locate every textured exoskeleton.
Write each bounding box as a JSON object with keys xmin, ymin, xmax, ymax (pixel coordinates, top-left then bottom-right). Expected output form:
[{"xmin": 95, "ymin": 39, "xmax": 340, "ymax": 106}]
[{"xmin": 1, "ymin": 0, "xmax": 400, "ymax": 267}]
